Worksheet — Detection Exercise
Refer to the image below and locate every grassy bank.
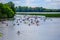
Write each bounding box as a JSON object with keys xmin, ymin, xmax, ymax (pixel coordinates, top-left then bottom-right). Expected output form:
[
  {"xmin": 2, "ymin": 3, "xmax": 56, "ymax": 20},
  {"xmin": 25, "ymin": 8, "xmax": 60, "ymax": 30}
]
[
  {"xmin": 16, "ymin": 12, "xmax": 60, "ymax": 17},
  {"xmin": 28, "ymin": 14, "xmax": 60, "ymax": 17}
]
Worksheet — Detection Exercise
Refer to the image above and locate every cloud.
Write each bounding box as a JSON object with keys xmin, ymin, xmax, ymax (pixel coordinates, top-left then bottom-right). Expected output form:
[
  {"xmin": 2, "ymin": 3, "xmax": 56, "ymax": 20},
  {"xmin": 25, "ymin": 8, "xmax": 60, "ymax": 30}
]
[
  {"xmin": 0, "ymin": 0, "xmax": 6, "ymax": 3},
  {"xmin": 42, "ymin": 0, "xmax": 60, "ymax": 9},
  {"xmin": 44, "ymin": 0, "xmax": 52, "ymax": 2},
  {"xmin": 13, "ymin": 0, "xmax": 26, "ymax": 6},
  {"xmin": 25, "ymin": 0, "xmax": 35, "ymax": 6}
]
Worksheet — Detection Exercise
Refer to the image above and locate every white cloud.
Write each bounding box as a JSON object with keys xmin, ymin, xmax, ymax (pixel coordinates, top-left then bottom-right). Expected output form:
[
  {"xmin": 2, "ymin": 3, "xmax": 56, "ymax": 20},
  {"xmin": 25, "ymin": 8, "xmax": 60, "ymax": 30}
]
[
  {"xmin": 45, "ymin": 0, "xmax": 52, "ymax": 2},
  {"xmin": 13, "ymin": 0, "xmax": 26, "ymax": 6},
  {"xmin": 43, "ymin": 0, "xmax": 60, "ymax": 9},
  {"xmin": 13, "ymin": 1, "xmax": 20, "ymax": 5},
  {"xmin": 25, "ymin": 0, "xmax": 35, "ymax": 6},
  {"xmin": 0, "ymin": 0, "xmax": 5, "ymax": 3},
  {"xmin": 44, "ymin": 0, "xmax": 60, "ymax": 2}
]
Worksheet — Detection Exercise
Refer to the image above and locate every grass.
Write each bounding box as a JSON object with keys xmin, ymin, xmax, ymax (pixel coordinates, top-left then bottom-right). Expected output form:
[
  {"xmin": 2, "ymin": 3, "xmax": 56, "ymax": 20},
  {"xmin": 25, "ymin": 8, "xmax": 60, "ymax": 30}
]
[
  {"xmin": 16, "ymin": 12, "xmax": 60, "ymax": 17},
  {"xmin": 28, "ymin": 14, "xmax": 60, "ymax": 17},
  {"xmin": 0, "ymin": 33, "xmax": 3, "ymax": 37}
]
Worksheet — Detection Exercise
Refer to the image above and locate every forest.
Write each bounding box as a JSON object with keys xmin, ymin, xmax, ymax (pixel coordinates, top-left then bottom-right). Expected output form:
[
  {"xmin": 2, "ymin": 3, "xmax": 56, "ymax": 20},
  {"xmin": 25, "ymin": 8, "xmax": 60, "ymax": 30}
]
[{"xmin": 16, "ymin": 6, "xmax": 60, "ymax": 12}]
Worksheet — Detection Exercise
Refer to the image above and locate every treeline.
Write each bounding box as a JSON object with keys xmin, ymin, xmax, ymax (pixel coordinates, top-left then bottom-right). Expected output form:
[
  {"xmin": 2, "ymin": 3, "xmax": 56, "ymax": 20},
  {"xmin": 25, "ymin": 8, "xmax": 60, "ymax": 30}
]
[
  {"xmin": 16, "ymin": 6, "xmax": 60, "ymax": 12},
  {"xmin": 0, "ymin": 2, "xmax": 16, "ymax": 19}
]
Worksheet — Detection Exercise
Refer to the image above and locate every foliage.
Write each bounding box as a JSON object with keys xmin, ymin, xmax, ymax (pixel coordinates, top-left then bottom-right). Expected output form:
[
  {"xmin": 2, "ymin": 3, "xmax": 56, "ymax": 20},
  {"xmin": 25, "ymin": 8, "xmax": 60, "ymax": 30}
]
[
  {"xmin": 6, "ymin": 2, "xmax": 16, "ymax": 13},
  {"xmin": 0, "ymin": 2, "xmax": 16, "ymax": 19}
]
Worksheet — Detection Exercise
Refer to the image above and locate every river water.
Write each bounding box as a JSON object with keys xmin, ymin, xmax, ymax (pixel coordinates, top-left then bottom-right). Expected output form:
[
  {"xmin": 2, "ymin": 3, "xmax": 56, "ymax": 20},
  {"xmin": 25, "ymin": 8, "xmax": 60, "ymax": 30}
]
[{"xmin": 0, "ymin": 15, "xmax": 60, "ymax": 40}]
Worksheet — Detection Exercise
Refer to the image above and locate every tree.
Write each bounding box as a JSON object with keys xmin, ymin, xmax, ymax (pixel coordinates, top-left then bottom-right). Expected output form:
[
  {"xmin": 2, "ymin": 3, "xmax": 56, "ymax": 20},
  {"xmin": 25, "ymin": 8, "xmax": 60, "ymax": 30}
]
[
  {"xmin": 0, "ymin": 3, "xmax": 5, "ymax": 18},
  {"xmin": 3, "ymin": 4, "xmax": 14, "ymax": 18},
  {"xmin": 0, "ymin": 2, "xmax": 15, "ymax": 19},
  {"xmin": 6, "ymin": 1, "xmax": 16, "ymax": 13}
]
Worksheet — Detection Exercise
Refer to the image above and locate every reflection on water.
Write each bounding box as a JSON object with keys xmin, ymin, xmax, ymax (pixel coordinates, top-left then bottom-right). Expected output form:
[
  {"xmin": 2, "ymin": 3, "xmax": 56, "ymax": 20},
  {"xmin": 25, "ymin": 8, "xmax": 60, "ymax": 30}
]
[{"xmin": 0, "ymin": 15, "xmax": 60, "ymax": 40}]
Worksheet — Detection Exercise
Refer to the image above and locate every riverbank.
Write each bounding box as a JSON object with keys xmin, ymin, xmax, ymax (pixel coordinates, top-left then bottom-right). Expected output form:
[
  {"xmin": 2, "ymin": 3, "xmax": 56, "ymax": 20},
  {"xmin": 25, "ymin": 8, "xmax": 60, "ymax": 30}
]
[
  {"xmin": 0, "ymin": 18, "xmax": 15, "ymax": 21},
  {"xmin": 16, "ymin": 12, "xmax": 60, "ymax": 17},
  {"xmin": 29, "ymin": 14, "xmax": 60, "ymax": 17}
]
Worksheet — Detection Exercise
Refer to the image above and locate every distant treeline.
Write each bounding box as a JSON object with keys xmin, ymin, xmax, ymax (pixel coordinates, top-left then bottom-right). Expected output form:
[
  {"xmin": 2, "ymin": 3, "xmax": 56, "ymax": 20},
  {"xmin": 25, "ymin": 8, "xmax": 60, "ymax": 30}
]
[{"xmin": 16, "ymin": 6, "xmax": 60, "ymax": 12}]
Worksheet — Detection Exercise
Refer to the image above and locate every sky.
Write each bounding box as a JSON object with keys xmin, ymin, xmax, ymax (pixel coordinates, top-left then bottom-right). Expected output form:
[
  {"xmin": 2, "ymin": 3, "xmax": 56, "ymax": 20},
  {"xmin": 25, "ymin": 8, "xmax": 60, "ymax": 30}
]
[{"xmin": 0, "ymin": 0, "xmax": 60, "ymax": 9}]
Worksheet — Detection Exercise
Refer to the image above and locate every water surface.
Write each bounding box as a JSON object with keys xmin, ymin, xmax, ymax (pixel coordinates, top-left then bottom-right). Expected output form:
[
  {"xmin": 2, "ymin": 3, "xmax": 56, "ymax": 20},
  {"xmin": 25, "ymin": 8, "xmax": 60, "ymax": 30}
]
[{"xmin": 0, "ymin": 15, "xmax": 60, "ymax": 40}]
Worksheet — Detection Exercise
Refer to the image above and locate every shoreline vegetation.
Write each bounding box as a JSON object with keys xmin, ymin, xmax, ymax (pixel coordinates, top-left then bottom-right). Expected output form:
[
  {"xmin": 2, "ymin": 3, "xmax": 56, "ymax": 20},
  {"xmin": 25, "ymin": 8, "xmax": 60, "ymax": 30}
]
[{"xmin": 16, "ymin": 12, "xmax": 60, "ymax": 17}]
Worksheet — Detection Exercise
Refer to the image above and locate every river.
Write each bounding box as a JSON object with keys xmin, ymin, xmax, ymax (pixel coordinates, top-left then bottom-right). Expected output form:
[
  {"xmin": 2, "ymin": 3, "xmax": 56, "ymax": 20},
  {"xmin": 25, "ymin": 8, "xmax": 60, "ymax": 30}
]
[{"xmin": 0, "ymin": 15, "xmax": 60, "ymax": 40}]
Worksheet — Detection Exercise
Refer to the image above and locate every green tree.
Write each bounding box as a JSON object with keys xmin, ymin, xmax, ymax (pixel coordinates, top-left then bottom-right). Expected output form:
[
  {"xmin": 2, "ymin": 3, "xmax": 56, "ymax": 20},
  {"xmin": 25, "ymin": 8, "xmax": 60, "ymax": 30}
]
[
  {"xmin": 0, "ymin": 2, "xmax": 15, "ymax": 19},
  {"xmin": 3, "ymin": 4, "xmax": 14, "ymax": 18},
  {"xmin": 7, "ymin": 2, "xmax": 15, "ymax": 11}
]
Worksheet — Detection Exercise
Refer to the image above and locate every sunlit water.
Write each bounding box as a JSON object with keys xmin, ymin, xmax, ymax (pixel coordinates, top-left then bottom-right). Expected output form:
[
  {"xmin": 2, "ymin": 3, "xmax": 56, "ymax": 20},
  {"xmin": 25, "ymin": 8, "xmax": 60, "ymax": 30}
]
[{"xmin": 0, "ymin": 15, "xmax": 60, "ymax": 40}]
